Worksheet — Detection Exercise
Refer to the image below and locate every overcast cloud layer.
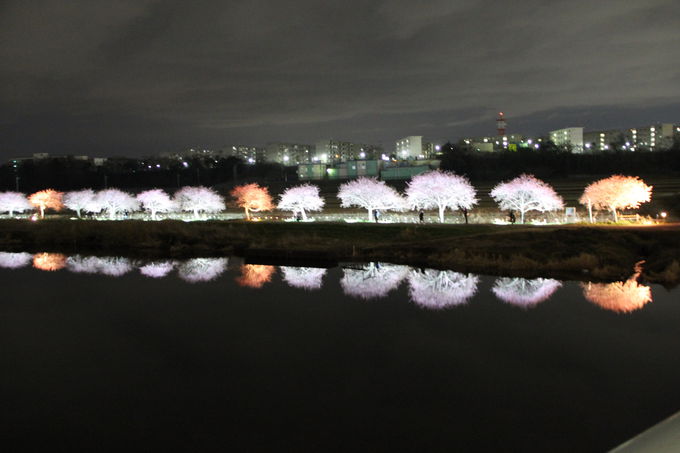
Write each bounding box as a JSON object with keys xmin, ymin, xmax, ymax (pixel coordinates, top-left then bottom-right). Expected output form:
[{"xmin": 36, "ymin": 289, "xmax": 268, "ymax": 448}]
[{"xmin": 1, "ymin": 0, "xmax": 679, "ymax": 157}]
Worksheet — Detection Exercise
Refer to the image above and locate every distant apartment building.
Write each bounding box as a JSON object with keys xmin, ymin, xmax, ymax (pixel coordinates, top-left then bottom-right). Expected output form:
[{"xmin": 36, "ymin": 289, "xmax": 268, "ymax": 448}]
[
  {"xmin": 583, "ymin": 129, "xmax": 627, "ymax": 151},
  {"xmin": 313, "ymin": 139, "xmax": 383, "ymax": 164},
  {"xmin": 222, "ymin": 145, "xmax": 265, "ymax": 164},
  {"xmin": 395, "ymin": 136, "xmax": 440, "ymax": 159},
  {"xmin": 549, "ymin": 127, "xmax": 584, "ymax": 152},
  {"xmin": 460, "ymin": 133, "xmax": 528, "ymax": 152},
  {"xmin": 265, "ymin": 142, "xmax": 313, "ymax": 166},
  {"xmin": 583, "ymin": 123, "xmax": 677, "ymax": 152}
]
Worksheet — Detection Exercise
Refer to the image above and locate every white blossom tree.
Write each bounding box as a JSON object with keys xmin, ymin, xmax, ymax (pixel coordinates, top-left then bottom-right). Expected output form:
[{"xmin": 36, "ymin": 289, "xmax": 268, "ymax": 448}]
[
  {"xmin": 93, "ymin": 189, "xmax": 140, "ymax": 220},
  {"xmin": 407, "ymin": 269, "xmax": 479, "ymax": 309},
  {"xmin": 63, "ymin": 189, "xmax": 95, "ymax": 218},
  {"xmin": 406, "ymin": 171, "xmax": 478, "ymax": 223},
  {"xmin": 0, "ymin": 252, "xmax": 32, "ymax": 268},
  {"xmin": 490, "ymin": 174, "xmax": 564, "ymax": 224},
  {"xmin": 137, "ymin": 189, "xmax": 175, "ymax": 220},
  {"xmin": 280, "ymin": 266, "xmax": 326, "ymax": 290},
  {"xmin": 340, "ymin": 262, "xmax": 409, "ymax": 300},
  {"xmin": 492, "ymin": 277, "xmax": 562, "ymax": 309},
  {"xmin": 337, "ymin": 177, "xmax": 405, "ymax": 221},
  {"xmin": 579, "ymin": 175, "xmax": 652, "ymax": 222},
  {"xmin": 174, "ymin": 186, "xmax": 225, "ymax": 220},
  {"xmin": 278, "ymin": 184, "xmax": 325, "ymax": 220},
  {"xmin": 178, "ymin": 258, "xmax": 228, "ymax": 283},
  {"xmin": 139, "ymin": 261, "xmax": 175, "ymax": 278},
  {"xmin": 66, "ymin": 255, "xmax": 133, "ymax": 276},
  {"xmin": 0, "ymin": 192, "xmax": 31, "ymax": 216}
]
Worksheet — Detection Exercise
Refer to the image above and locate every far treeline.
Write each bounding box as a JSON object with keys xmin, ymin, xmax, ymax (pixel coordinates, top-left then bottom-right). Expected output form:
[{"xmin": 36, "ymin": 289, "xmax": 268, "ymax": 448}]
[{"xmin": 1, "ymin": 141, "xmax": 679, "ymax": 193}]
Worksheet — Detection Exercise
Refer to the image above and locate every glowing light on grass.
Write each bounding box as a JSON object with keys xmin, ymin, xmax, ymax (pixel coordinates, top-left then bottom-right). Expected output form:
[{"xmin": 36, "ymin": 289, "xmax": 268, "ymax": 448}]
[
  {"xmin": 280, "ymin": 266, "xmax": 326, "ymax": 290},
  {"xmin": 407, "ymin": 269, "xmax": 479, "ymax": 309},
  {"xmin": 492, "ymin": 277, "xmax": 562, "ymax": 308},
  {"xmin": 33, "ymin": 252, "xmax": 67, "ymax": 271},
  {"xmin": 178, "ymin": 258, "xmax": 227, "ymax": 283},
  {"xmin": 490, "ymin": 174, "xmax": 564, "ymax": 224},
  {"xmin": 236, "ymin": 264, "xmax": 275, "ymax": 288},
  {"xmin": 0, "ymin": 252, "xmax": 32, "ymax": 268},
  {"xmin": 579, "ymin": 175, "xmax": 652, "ymax": 222},
  {"xmin": 406, "ymin": 170, "xmax": 478, "ymax": 223},
  {"xmin": 230, "ymin": 183, "xmax": 274, "ymax": 220},
  {"xmin": 29, "ymin": 189, "xmax": 64, "ymax": 218},
  {"xmin": 340, "ymin": 263, "xmax": 408, "ymax": 300}
]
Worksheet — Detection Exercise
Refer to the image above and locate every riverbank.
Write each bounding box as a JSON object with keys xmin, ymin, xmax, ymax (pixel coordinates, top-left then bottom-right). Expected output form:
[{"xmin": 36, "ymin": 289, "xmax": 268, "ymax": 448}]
[{"xmin": 0, "ymin": 219, "xmax": 678, "ymax": 284}]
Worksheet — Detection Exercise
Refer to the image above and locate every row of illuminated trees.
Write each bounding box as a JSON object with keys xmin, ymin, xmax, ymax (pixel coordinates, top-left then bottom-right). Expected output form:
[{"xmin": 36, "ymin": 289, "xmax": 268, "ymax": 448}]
[
  {"xmin": 0, "ymin": 172, "xmax": 653, "ymax": 223},
  {"xmin": 1, "ymin": 252, "xmax": 652, "ymax": 313}
]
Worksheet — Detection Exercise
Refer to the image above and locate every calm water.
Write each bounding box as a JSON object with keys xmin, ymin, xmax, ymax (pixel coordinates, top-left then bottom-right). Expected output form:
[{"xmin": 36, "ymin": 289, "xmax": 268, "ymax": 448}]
[{"xmin": 1, "ymin": 252, "xmax": 679, "ymax": 452}]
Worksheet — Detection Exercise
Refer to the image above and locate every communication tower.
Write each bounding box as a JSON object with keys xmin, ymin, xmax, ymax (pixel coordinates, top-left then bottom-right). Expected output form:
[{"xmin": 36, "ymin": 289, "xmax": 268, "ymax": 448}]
[{"xmin": 496, "ymin": 112, "xmax": 506, "ymax": 136}]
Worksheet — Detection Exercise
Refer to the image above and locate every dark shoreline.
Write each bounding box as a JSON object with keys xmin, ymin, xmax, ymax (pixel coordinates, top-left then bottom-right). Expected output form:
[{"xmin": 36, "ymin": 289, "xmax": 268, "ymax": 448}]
[{"xmin": 0, "ymin": 219, "xmax": 678, "ymax": 285}]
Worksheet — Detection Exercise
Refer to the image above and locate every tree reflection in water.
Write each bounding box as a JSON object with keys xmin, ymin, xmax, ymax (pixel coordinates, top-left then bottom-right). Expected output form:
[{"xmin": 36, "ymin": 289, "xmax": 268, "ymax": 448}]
[
  {"xmin": 177, "ymin": 258, "xmax": 228, "ymax": 283},
  {"xmin": 33, "ymin": 253, "xmax": 67, "ymax": 271},
  {"xmin": 66, "ymin": 255, "xmax": 133, "ymax": 276},
  {"xmin": 340, "ymin": 263, "xmax": 409, "ymax": 300},
  {"xmin": 407, "ymin": 269, "xmax": 479, "ymax": 309},
  {"xmin": 139, "ymin": 261, "xmax": 175, "ymax": 278},
  {"xmin": 492, "ymin": 277, "xmax": 562, "ymax": 309},
  {"xmin": 236, "ymin": 264, "xmax": 276, "ymax": 288},
  {"xmin": 581, "ymin": 278, "xmax": 652, "ymax": 313},
  {"xmin": 0, "ymin": 252, "xmax": 32, "ymax": 269},
  {"xmin": 280, "ymin": 266, "xmax": 326, "ymax": 290}
]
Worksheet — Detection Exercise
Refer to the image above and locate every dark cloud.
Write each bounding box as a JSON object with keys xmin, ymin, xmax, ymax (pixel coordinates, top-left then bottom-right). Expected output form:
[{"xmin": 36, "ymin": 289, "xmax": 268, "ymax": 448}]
[{"xmin": 1, "ymin": 0, "xmax": 679, "ymax": 157}]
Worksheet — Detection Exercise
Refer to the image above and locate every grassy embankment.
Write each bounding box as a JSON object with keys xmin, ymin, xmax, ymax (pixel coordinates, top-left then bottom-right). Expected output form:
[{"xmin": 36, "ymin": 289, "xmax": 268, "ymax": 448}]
[{"xmin": 0, "ymin": 219, "xmax": 679, "ymax": 284}]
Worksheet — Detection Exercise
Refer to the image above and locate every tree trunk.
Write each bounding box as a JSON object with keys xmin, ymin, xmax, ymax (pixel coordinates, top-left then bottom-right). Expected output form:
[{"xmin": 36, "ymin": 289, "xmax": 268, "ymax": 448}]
[
  {"xmin": 520, "ymin": 210, "xmax": 525, "ymax": 224},
  {"xmin": 245, "ymin": 207, "xmax": 250, "ymax": 220},
  {"xmin": 76, "ymin": 208, "xmax": 82, "ymax": 219},
  {"xmin": 151, "ymin": 209, "xmax": 157, "ymax": 221},
  {"xmin": 193, "ymin": 208, "xmax": 199, "ymax": 220},
  {"xmin": 8, "ymin": 209, "xmax": 13, "ymax": 216},
  {"xmin": 109, "ymin": 209, "xmax": 115, "ymax": 220},
  {"xmin": 438, "ymin": 205, "xmax": 445, "ymax": 223},
  {"xmin": 367, "ymin": 208, "xmax": 373, "ymax": 222},
  {"xmin": 300, "ymin": 208, "xmax": 307, "ymax": 220},
  {"xmin": 612, "ymin": 208, "xmax": 618, "ymax": 222},
  {"xmin": 587, "ymin": 202, "xmax": 593, "ymax": 223},
  {"xmin": 40, "ymin": 206, "xmax": 45, "ymax": 219}
]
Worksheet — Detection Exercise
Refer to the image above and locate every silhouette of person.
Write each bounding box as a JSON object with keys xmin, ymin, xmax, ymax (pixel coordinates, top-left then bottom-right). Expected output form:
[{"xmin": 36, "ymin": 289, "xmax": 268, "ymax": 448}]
[
  {"xmin": 374, "ymin": 210, "xmax": 380, "ymax": 223},
  {"xmin": 508, "ymin": 211, "xmax": 516, "ymax": 224},
  {"xmin": 419, "ymin": 210, "xmax": 424, "ymax": 223}
]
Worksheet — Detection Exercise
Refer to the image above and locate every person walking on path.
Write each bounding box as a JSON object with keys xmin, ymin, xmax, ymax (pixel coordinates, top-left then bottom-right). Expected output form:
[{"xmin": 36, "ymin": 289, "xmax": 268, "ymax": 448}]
[{"xmin": 419, "ymin": 210, "xmax": 424, "ymax": 223}]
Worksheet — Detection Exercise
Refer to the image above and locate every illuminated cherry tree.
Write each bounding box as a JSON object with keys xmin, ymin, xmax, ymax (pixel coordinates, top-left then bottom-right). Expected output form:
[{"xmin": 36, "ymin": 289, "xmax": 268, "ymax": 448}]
[
  {"xmin": 235, "ymin": 264, "xmax": 276, "ymax": 288},
  {"xmin": 0, "ymin": 252, "xmax": 32, "ymax": 268},
  {"xmin": 230, "ymin": 183, "xmax": 274, "ymax": 220},
  {"xmin": 29, "ymin": 189, "xmax": 64, "ymax": 218},
  {"xmin": 490, "ymin": 174, "xmax": 564, "ymax": 224},
  {"xmin": 407, "ymin": 269, "xmax": 479, "ymax": 309},
  {"xmin": 137, "ymin": 189, "xmax": 175, "ymax": 220},
  {"xmin": 33, "ymin": 252, "xmax": 67, "ymax": 271},
  {"xmin": 492, "ymin": 277, "xmax": 562, "ymax": 309},
  {"xmin": 0, "ymin": 192, "xmax": 31, "ymax": 216},
  {"xmin": 175, "ymin": 186, "xmax": 225, "ymax": 220},
  {"xmin": 340, "ymin": 262, "xmax": 409, "ymax": 300},
  {"xmin": 139, "ymin": 261, "xmax": 175, "ymax": 278},
  {"xmin": 579, "ymin": 175, "xmax": 652, "ymax": 222},
  {"xmin": 178, "ymin": 258, "xmax": 228, "ymax": 283},
  {"xmin": 278, "ymin": 184, "xmax": 324, "ymax": 220},
  {"xmin": 406, "ymin": 171, "xmax": 478, "ymax": 223},
  {"xmin": 337, "ymin": 177, "xmax": 405, "ymax": 221},
  {"xmin": 280, "ymin": 266, "xmax": 326, "ymax": 290},
  {"xmin": 66, "ymin": 255, "xmax": 133, "ymax": 276},
  {"xmin": 92, "ymin": 189, "xmax": 140, "ymax": 220},
  {"xmin": 63, "ymin": 189, "xmax": 96, "ymax": 218}
]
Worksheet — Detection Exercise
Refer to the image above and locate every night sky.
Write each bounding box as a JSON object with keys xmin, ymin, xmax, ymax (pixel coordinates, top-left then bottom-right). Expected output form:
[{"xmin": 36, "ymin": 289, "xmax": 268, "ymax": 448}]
[{"xmin": 1, "ymin": 0, "xmax": 679, "ymax": 158}]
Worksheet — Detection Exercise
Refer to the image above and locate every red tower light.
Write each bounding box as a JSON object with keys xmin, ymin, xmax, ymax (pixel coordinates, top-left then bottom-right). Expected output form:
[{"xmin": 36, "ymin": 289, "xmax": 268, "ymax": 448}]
[{"xmin": 496, "ymin": 112, "xmax": 506, "ymax": 136}]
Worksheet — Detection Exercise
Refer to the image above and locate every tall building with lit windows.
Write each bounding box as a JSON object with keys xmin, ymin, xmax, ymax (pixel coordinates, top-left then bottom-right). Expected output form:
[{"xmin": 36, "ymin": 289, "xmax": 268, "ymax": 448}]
[
  {"xmin": 222, "ymin": 145, "xmax": 264, "ymax": 164},
  {"xmin": 549, "ymin": 127, "xmax": 584, "ymax": 152},
  {"xmin": 628, "ymin": 123, "xmax": 675, "ymax": 151},
  {"xmin": 313, "ymin": 139, "xmax": 383, "ymax": 164},
  {"xmin": 265, "ymin": 142, "xmax": 313, "ymax": 166},
  {"xmin": 395, "ymin": 136, "xmax": 440, "ymax": 159}
]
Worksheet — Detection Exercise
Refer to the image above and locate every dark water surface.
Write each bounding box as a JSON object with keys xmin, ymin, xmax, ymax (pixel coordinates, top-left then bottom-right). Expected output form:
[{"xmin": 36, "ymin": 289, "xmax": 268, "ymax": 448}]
[{"xmin": 1, "ymin": 253, "xmax": 679, "ymax": 452}]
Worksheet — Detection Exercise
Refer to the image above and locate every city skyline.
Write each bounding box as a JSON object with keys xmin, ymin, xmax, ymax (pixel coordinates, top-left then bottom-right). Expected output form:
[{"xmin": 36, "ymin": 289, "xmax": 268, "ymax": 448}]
[{"xmin": 1, "ymin": 0, "xmax": 679, "ymax": 158}]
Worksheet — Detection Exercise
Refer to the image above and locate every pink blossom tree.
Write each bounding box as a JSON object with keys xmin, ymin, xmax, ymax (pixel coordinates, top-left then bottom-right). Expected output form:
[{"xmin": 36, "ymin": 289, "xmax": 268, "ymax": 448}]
[
  {"xmin": 28, "ymin": 189, "xmax": 64, "ymax": 218},
  {"xmin": 175, "ymin": 186, "xmax": 225, "ymax": 220},
  {"xmin": 278, "ymin": 184, "xmax": 324, "ymax": 220},
  {"xmin": 492, "ymin": 277, "xmax": 562, "ymax": 309},
  {"xmin": 93, "ymin": 189, "xmax": 140, "ymax": 220},
  {"xmin": 230, "ymin": 183, "xmax": 274, "ymax": 220},
  {"xmin": 63, "ymin": 189, "xmax": 95, "ymax": 218},
  {"xmin": 137, "ymin": 189, "xmax": 175, "ymax": 220},
  {"xmin": 407, "ymin": 269, "xmax": 479, "ymax": 309},
  {"xmin": 0, "ymin": 192, "xmax": 32, "ymax": 216},
  {"xmin": 280, "ymin": 266, "xmax": 326, "ymax": 290},
  {"xmin": 337, "ymin": 177, "xmax": 405, "ymax": 221},
  {"xmin": 340, "ymin": 262, "xmax": 409, "ymax": 300},
  {"xmin": 579, "ymin": 175, "xmax": 652, "ymax": 222},
  {"xmin": 490, "ymin": 174, "xmax": 564, "ymax": 224},
  {"xmin": 0, "ymin": 252, "xmax": 32, "ymax": 269},
  {"xmin": 406, "ymin": 170, "xmax": 478, "ymax": 223},
  {"xmin": 178, "ymin": 258, "xmax": 228, "ymax": 283},
  {"xmin": 139, "ymin": 261, "xmax": 175, "ymax": 278}
]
